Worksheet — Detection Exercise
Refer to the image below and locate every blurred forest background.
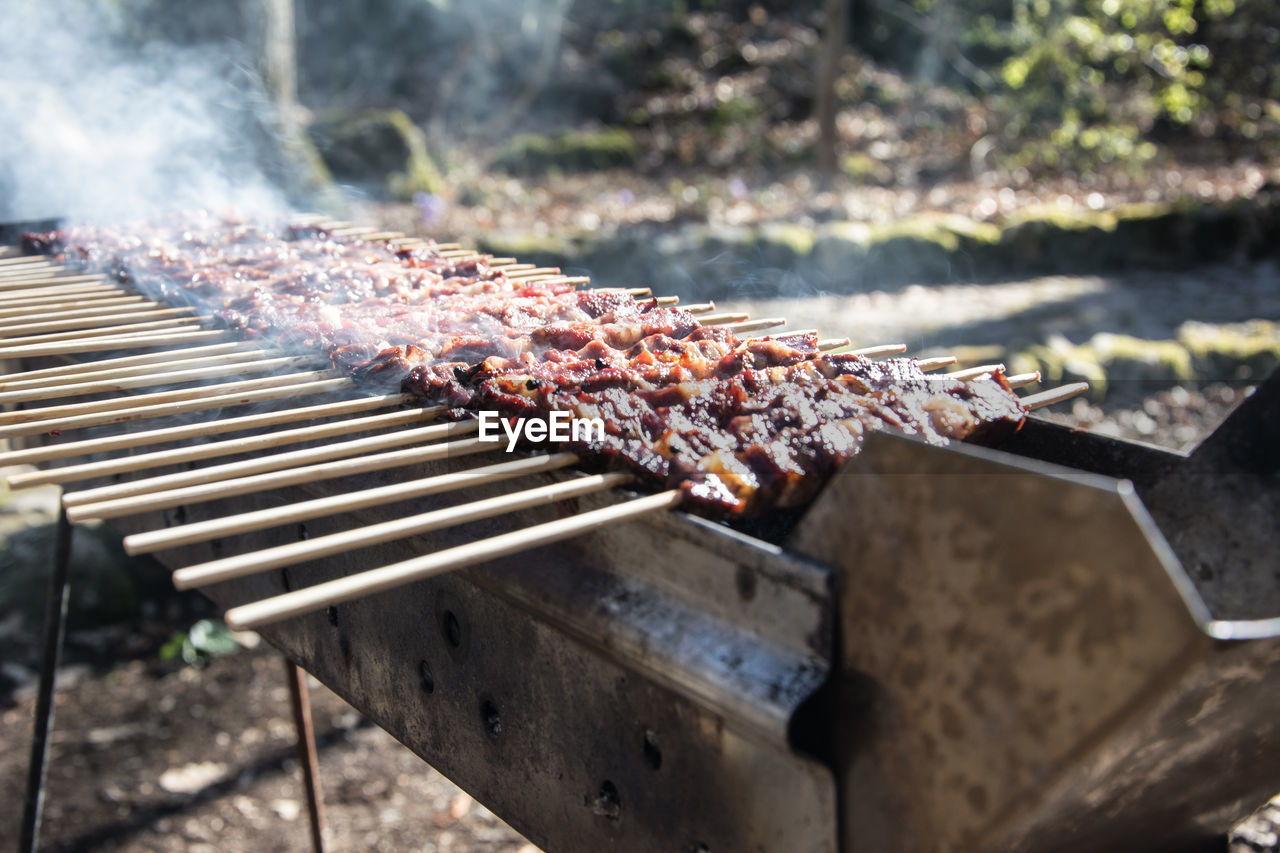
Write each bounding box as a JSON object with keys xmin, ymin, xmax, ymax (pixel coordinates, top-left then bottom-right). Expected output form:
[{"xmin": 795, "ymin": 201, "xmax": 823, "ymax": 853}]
[
  {"xmin": 3, "ymin": 3, "xmax": 1280, "ymax": 851},
  {"xmin": 101, "ymin": 0, "xmax": 1280, "ymax": 240}
]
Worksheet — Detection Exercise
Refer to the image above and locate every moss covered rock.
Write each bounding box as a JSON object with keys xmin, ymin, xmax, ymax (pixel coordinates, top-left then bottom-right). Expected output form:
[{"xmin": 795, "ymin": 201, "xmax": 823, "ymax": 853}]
[
  {"xmin": 308, "ymin": 108, "xmax": 444, "ymax": 200},
  {"xmin": 1179, "ymin": 320, "xmax": 1280, "ymax": 380},
  {"xmin": 495, "ymin": 127, "xmax": 639, "ymax": 174},
  {"xmin": 840, "ymin": 153, "xmax": 893, "ymax": 185},
  {"xmin": 0, "ymin": 520, "xmax": 145, "ymax": 629},
  {"xmin": 1011, "ymin": 321, "xmax": 1279, "ymax": 396},
  {"xmin": 751, "ymin": 222, "xmax": 816, "ymax": 267}
]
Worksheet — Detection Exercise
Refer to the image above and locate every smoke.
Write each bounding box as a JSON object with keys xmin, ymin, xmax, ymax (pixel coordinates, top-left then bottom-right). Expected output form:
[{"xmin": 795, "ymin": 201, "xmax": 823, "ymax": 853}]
[{"xmin": 0, "ymin": 0, "xmax": 289, "ymax": 224}]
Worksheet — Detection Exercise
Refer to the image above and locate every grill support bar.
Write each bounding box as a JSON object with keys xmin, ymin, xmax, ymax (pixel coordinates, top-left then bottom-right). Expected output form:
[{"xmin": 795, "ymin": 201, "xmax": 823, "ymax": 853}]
[
  {"xmin": 19, "ymin": 507, "xmax": 74, "ymax": 853},
  {"xmin": 284, "ymin": 657, "xmax": 327, "ymax": 853}
]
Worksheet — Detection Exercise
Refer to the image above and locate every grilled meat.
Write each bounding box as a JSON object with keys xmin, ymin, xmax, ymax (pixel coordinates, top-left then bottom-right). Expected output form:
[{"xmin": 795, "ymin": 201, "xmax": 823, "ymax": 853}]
[{"xmin": 26, "ymin": 216, "xmax": 1027, "ymax": 516}]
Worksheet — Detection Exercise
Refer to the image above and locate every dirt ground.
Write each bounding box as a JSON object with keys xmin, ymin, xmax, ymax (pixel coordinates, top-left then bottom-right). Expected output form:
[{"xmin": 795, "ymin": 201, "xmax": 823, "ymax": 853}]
[{"xmin": 0, "ymin": 647, "xmax": 536, "ymax": 852}]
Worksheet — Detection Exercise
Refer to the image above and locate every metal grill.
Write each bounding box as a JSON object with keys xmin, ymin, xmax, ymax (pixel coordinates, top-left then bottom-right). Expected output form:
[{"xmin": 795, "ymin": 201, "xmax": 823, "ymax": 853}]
[{"xmin": 2, "ymin": 221, "xmax": 1276, "ymax": 852}]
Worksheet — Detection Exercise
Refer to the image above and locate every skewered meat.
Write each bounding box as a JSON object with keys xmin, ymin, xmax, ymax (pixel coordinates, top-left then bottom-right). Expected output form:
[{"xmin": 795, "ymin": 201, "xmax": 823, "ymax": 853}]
[{"xmin": 25, "ymin": 216, "xmax": 1027, "ymax": 516}]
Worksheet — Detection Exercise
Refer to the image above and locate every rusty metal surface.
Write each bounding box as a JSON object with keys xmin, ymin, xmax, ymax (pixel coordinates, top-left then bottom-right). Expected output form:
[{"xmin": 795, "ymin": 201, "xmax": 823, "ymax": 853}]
[
  {"xmin": 789, "ymin": 430, "xmax": 1280, "ymax": 853},
  {"xmin": 97, "ymin": 458, "xmax": 839, "ymax": 853},
  {"xmin": 998, "ymin": 415, "xmax": 1183, "ymax": 488},
  {"xmin": 1142, "ymin": 371, "xmax": 1280, "ymax": 628},
  {"xmin": 1004, "ymin": 370, "xmax": 1280, "ymax": 628}
]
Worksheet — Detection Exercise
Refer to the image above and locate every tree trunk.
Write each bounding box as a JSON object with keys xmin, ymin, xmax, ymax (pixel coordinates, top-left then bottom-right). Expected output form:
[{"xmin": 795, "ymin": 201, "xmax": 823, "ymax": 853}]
[
  {"xmin": 260, "ymin": 0, "xmax": 299, "ymax": 133},
  {"xmin": 248, "ymin": 0, "xmax": 334, "ymax": 204},
  {"xmin": 816, "ymin": 0, "xmax": 847, "ymax": 176}
]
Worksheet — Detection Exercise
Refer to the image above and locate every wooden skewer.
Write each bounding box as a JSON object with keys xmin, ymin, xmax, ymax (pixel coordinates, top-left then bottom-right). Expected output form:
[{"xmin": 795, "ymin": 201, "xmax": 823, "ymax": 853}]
[
  {"xmin": 915, "ymin": 356, "xmax": 958, "ymax": 372},
  {"xmin": 0, "ymin": 375, "xmax": 352, "ymax": 441},
  {"xmin": 0, "ymin": 298, "xmax": 168, "ymax": 325},
  {"xmin": 682, "ymin": 302, "xmax": 715, "ymax": 314},
  {"xmin": 0, "ymin": 294, "xmax": 146, "ymax": 318},
  {"xmin": 65, "ymin": 434, "xmax": 496, "ymax": 522},
  {"xmin": 173, "ymin": 471, "xmax": 630, "ymax": 589},
  {"xmin": 723, "ymin": 318, "xmax": 785, "ymax": 333},
  {"xmin": 516, "ymin": 274, "xmax": 587, "ymax": 287},
  {"xmin": 698, "ymin": 312, "xmax": 751, "ymax": 325},
  {"xmin": 0, "ymin": 288, "xmax": 127, "ymax": 307},
  {"xmin": 943, "ymin": 364, "xmax": 1005, "ymax": 381},
  {"xmin": 125, "ymin": 452, "xmax": 580, "ymax": 555},
  {"xmin": 435, "ymin": 243, "xmax": 462, "ymax": 251},
  {"xmin": 0, "ymin": 267, "xmax": 93, "ymax": 282},
  {"xmin": 0, "ymin": 274, "xmax": 105, "ymax": 291},
  {"xmin": 0, "ymin": 250, "xmax": 52, "ymax": 262},
  {"xmin": 639, "ymin": 295, "xmax": 680, "ymax": 306},
  {"xmin": 0, "ymin": 328, "xmax": 231, "ymax": 359},
  {"xmin": 0, "ymin": 348, "xmax": 280, "ymax": 392},
  {"xmin": 1021, "ymin": 382, "xmax": 1089, "ymax": 411},
  {"xmin": 747, "ymin": 328, "xmax": 816, "ymax": 340},
  {"xmin": 0, "ymin": 306, "xmax": 195, "ymax": 337},
  {"xmin": 0, "ymin": 264, "xmax": 64, "ymax": 279},
  {"xmin": 0, "ymin": 354, "xmax": 313, "ymax": 406},
  {"xmin": 438, "ymin": 249, "xmax": 479, "ymax": 259},
  {"xmin": 61, "ymin": 418, "xmax": 474, "ymax": 506},
  {"xmin": 817, "ymin": 337, "xmax": 853, "ymax": 352},
  {"xmin": 0, "ymin": 267, "xmax": 65, "ymax": 282},
  {"xmin": 328, "ymin": 226, "xmax": 378, "ymax": 238},
  {"xmin": 0, "ymin": 280, "xmax": 121, "ymax": 297},
  {"xmin": 1005, "ymin": 371, "xmax": 1041, "ymax": 389},
  {"xmin": 627, "ymin": 287, "xmax": 651, "ymax": 297},
  {"xmin": 0, "ymin": 315, "xmax": 203, "ymax": 347},
  {"xmin": 506, "ymin": 267, "xmax": 560, "ymax": 279},
  {"xmin": 0, "ymin": 392, "xmax": 414, "ymax": 467},
  {"xmin": 0, "ymin": 282, "xmax": 126, "ymax": 302},
  {"xmin": 89, "ymin": 324, "xmax": 213, "ymax": 341},
  {"xmin": 0, "ymin": 368, "xmax": 338, "ymax": 427},
  {"xmin": 223, "ymin": 490, "xmax": 682, "ymax": 630},
  {"xmin": 849, "ymin": 343, "xmax": 907, "ymax": 358},
  {"xmin": 0, "ymin": 341, "xmax": 266, "ymax": 385},
  {"xmin": 11, "ymin": 405, "xmax": 451, "ymax": 490}
]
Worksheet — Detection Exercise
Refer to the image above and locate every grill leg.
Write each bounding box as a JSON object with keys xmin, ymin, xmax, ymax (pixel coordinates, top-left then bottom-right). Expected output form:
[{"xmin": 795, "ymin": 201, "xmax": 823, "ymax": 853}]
[
  {"xmin": 19, "ymin": 508, "xmax": 74, "ymax": 853},
  {"xmin": 284, "ymin": 656, "xmax": 326, "ymax": 853}
]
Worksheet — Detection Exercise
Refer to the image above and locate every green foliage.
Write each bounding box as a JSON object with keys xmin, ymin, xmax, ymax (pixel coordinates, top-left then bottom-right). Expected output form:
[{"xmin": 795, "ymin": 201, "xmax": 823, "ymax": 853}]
[
  {"xmin": 160, "ymin": 618, "xmax": 242, "ymax": 669},
  {"xmin": 994, "ymin": 0, "xmax": 1233, "ymax": 172},
  {"xmin": 708, "ymin": 94, "xmax": 762, "ymax": 132},
  {"xmin": 839, "ymin": 153, "xmax": 893, "ymax": 185}
]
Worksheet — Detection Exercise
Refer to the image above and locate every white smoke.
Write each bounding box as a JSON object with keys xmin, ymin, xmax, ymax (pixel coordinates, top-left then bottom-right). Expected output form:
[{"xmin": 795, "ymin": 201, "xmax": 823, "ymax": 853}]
[{"xmin": 0, "ymin": 0, "xmax": 289, "ymax": 224}]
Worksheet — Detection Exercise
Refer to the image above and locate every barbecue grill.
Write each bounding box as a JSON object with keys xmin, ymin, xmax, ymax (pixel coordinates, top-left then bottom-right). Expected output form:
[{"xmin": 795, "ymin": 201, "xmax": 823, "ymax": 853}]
[{"xmin": 2, "ymin": 221, "xmax": 1277, "ymax": 853}]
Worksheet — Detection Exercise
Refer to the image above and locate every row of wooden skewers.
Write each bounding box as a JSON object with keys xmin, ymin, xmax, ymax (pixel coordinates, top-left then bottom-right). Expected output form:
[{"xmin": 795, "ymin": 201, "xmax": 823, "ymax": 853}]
[{"xmin": 0, "ymin": 222, "xmax": 1088, "ymax": 631}]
